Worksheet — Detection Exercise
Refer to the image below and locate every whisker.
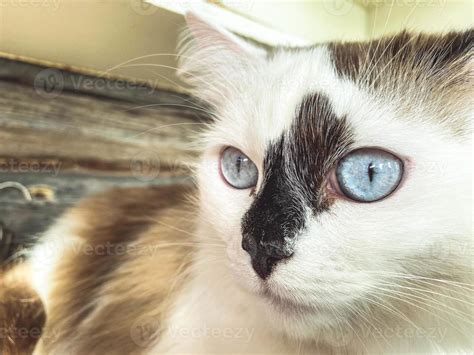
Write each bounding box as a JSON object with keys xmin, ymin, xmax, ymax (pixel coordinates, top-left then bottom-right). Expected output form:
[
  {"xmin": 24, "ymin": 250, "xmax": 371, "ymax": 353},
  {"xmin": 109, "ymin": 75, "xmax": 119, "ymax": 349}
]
[{"xmin": 371, "ymin": 286, "xmax": 472, "ymax": 330}]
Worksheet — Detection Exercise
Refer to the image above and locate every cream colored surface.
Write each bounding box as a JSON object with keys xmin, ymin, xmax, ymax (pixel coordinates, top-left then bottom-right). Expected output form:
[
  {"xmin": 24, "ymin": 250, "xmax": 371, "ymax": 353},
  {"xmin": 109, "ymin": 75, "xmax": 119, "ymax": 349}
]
[
  {"xmin": 223, "ymin": 1, "xmax": 369, "ymax": 42},
  {"xmin": 367, "ymin": 0, "xmax": 473, "ymax": 37},
  {"xmin": 221, "ymin": 1, "xmax": 472, "ymax": 42},
  {"xmin": 149, "ymin": 0, "xmax": 310, "ymax": 46},
  {"xmin": 0, "ymin": 0, "xmax": 186, "ymax": 91}
]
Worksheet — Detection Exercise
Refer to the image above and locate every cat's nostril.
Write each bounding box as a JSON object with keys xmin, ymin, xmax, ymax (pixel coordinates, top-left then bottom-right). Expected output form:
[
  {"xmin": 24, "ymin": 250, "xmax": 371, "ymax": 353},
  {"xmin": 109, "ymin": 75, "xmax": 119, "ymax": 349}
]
[
  {"xmin": 242, "ymin": 233, "xmax": 294, "ymax": 261},
  {"xmin": 252, "ymin": 254, "xmax": 282, "ymax": 279},
  {"xmin": 241, "ymin": 235, "xmax": 257, "ymax": 258},
  {"xmin": 262, "ymin": 241, "xmax": 294, "ymax": 260},
  {"xmin": 242, "ymin": 234, "xmax": 295, "ymax": 279}
]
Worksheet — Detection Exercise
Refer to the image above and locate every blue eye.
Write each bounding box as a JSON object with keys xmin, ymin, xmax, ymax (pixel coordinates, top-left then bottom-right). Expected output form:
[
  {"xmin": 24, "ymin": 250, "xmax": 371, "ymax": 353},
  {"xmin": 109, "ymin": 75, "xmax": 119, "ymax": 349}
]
[
  {"xmin": 220, "ymin": 147, "xmax": 258, "ymax": 189},
  {"xmin": 336, "ymin": 148, "xmax": 403, "ymax": 202}
]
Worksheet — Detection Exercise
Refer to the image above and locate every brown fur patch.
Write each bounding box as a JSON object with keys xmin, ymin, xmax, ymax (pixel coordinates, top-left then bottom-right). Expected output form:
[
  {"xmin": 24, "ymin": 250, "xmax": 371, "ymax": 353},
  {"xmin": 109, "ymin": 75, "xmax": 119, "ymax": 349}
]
[
  {"xmin": 0, "ymin": 265, "xmax": 45, "ymax": 354},
  {"xmin": 328, "ymin": 30, "xmax": 473, "ymax": 134},
  {"xmin": 35, "ymin": 185, "xmax": 196, "ymax": 354},
  {"xmin": 329, "ymin": 30, "xmax": 473, "ymax": 88}
]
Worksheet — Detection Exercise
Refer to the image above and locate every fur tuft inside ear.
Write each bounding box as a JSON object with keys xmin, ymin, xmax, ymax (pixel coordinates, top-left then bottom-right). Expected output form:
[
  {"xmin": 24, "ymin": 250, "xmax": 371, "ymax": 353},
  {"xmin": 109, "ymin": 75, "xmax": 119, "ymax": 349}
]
[
  {"xmin": 183, "ymin": 12, "xmax": 266, "ymax": 59},
  {"xmin": 177, "ymin": 11, "xmax": 266, "ymax": 107}
]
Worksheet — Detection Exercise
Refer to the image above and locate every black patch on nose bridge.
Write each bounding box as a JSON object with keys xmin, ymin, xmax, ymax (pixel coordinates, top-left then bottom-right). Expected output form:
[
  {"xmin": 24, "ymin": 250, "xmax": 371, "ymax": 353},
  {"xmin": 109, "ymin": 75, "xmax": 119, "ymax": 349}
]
[
  {"xmin": 281, "ymin": 93, "xmax": 353, "ymax": 212},
  {"xmin": 241, "ymin": 93, "xmax": 353, "ymax": 278}
]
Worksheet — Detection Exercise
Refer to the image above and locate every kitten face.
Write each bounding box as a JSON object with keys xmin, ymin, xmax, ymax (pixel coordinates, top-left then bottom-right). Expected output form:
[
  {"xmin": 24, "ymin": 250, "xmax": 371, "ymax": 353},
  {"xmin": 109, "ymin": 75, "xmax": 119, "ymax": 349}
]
[{"xmin": 181, "ymin": 13, "xmax": 473, "ymax": 341}]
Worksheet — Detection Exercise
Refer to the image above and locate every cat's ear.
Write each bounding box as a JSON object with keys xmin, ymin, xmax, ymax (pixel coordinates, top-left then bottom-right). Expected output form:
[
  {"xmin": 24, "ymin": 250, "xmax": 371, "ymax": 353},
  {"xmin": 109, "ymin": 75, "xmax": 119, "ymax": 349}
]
[
  {"xmin": 178, "ymin": 11, "xmax": 266, "ymax": 105},
  {"xmin": 182, "ymin": 11, "xmax": 266, "ymax": 60}
]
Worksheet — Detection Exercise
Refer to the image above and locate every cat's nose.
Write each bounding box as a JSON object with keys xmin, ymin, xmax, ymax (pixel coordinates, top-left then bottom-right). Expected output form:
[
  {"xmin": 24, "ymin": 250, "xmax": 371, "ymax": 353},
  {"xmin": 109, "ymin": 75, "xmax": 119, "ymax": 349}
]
[{"xmin": 241, "ymin": 235, "xmax": 294, "ymax": 279}]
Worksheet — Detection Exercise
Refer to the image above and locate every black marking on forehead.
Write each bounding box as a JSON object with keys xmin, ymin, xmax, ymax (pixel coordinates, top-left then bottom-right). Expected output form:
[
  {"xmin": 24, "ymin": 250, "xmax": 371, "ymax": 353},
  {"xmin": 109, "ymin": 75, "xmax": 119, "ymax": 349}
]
[
  {"xmin": 241, "ymin": 93, "xmax": 353, "ymax": 279},
  {"xmin": 281, "ymin": 93, "xmax": 353, "ymax": 212}
]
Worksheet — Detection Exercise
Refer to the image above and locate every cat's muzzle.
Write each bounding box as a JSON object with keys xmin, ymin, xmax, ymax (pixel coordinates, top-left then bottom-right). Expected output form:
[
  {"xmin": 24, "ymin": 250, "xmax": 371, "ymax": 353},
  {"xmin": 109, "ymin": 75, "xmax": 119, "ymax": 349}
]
[{"xmin": 241, "ymin": 233, "xmax": 294, "ymax": 279}]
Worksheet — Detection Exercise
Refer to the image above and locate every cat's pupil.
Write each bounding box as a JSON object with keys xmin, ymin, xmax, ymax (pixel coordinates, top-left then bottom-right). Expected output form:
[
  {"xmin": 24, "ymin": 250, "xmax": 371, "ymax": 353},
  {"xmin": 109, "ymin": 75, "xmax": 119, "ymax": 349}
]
[
  {"xmin": 236, "ymin": 156, "xmax": 243, "ymax": 174},
  {"xmin": 368, "ymin": 162, "xmax": 375, "ymax": 182}
]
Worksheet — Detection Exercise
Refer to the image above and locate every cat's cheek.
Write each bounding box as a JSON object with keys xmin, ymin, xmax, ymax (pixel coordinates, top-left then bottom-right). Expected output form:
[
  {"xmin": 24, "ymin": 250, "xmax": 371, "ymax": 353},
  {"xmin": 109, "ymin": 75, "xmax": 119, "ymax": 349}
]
[{"xmin": 197, "ymin": 149, "xmax": 253, "ymax": 242}]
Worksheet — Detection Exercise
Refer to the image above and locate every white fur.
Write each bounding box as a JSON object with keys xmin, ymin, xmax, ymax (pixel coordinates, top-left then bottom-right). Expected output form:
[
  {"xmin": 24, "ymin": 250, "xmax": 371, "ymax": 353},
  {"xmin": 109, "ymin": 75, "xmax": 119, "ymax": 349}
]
[{"xmin": 29, "ymin": 218, "xmax": 82, "ymax": 311}]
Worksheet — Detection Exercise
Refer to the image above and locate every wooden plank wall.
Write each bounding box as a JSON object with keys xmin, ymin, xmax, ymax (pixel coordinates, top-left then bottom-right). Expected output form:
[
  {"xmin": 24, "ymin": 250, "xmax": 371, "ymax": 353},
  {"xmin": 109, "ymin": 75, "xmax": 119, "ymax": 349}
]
[{"xmin": 0, "ymin": 58, "xmax": 208, "ymax": 264}]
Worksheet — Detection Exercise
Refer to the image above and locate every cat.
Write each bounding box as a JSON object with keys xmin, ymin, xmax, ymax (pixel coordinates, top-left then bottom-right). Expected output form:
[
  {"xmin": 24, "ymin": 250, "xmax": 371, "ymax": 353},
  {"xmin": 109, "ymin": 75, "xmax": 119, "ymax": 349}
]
[{"xmin": 2, "ymin": 12, "xmax": 472, "ymax": 354}]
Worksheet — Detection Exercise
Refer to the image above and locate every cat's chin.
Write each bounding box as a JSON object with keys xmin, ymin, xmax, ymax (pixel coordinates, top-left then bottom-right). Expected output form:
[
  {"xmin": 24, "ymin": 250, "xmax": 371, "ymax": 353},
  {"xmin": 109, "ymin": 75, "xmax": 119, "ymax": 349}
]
[
  {"xmin": 258, "ymin": 286, "xmax": 353, "ymax": 344},
  {"xmin": 261, "ymin": 286, "xmax": 345, "ymax": 327},
  {"xmin": 225, "ymin": 252, "xmax": 359, "ymax": 343},
  {"xmin": 225, "ymin": 240, "xmax": 354, "ymax": 326},
  {"xmin": 260, "ymin": 286, "xmax": 319, "ymax": 314},
  {"xmin": 226, "ymin": 251, "xmax": 340, "ymax": 318}
]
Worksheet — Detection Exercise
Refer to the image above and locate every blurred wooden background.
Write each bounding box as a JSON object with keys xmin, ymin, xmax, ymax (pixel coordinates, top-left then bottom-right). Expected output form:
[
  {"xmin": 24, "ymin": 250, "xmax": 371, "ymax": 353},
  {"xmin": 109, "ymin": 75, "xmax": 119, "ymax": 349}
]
[{"xmin": 0, "ymin": 57, "xmax": 207, "ymax": 264}]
